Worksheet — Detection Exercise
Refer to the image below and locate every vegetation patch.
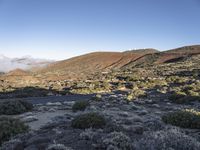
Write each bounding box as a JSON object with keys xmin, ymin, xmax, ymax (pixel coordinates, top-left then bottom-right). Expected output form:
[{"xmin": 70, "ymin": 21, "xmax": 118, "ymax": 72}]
[
  {"xmin": 71, "ymin": 112, "xmax": 106, "ymax": 129},
  {"xmin": 126, "ymin": 89, "xmax": 147, "ymax": 101},
  {"xmin": 102, "ymin": 132, "xmax": 132, "ymax": 150},
  {"xmin": 0, "ymin": 117, "xmax": 29, "ymax": 145},
  {"xmin": 0, "ymin": 99, "xmax": 33, "ymax": 115},
  {"xmin": 134, "ymin": 128, "xmax": 200, "ymax": 150},
  {"xmin": 162, "ymin": 109, "xmax": 200, "ymax": 129},
  {"xmin": 72, "ymin": 100, "xmax": 89, "ymax": 112},
  {"xmin": 169, "ymin": 91, "xmax": 200, "ymax": 104}
]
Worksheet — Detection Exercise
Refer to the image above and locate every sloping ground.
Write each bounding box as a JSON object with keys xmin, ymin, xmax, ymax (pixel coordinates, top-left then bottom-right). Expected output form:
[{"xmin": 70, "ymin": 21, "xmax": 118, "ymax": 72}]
[
  {"xmin": 6, "ymin": 69, "xmax": 30, "ymax": 76},
  {"xmin": 37, "ymin": 49, "xmax": 157, "ymax": 80},
  {"xmin": 123, "ymin": 45, "xmax": 200, "ymax": 69},
  {"xmin": 165, "ymin": 45, "xmax": 200, "ymax": 54},
  {"xmin": 0, "ymin": 69, "xmax": 40, "ymax": 87},
  {"xmin": 2, "ymin": 45, "xmax": 199, "ymax": 81}
]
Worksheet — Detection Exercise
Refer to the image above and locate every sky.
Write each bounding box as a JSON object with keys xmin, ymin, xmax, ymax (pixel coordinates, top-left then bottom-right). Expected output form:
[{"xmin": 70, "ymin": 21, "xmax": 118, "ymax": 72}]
[{"xmin": 0, "ymin": 0, "xmax": 199, "ymax": 60}]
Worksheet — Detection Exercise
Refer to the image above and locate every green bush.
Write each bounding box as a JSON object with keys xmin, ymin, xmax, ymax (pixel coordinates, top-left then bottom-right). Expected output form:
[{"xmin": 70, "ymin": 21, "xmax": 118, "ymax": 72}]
[
  {"xmin": 71, "ymin": 113, "xmax": 106, "ymax": 129},
  {"xmin": 72, "ymin": 101, "xmax": 89, "ymax": 112},
  {"xmin": 169, "ymin": 90, "xmax": 187, "ymax": 104},
  {"xmin": 126, "ymin": 89, "xmax": 146, "ymax": 101},
  {"xmin": 169, "ymin": 91, "xmax": 200, "ymax": 104},
  {"xmin": 0, "ymin": 100, "xmax": 33, "ymax": 115},
  {"xmin": 162, "ymin": 109, "xmax": 200, "ymax": 129},
  {"xmin": 187, "ymin": 90, "xmax": 199, "ymax": 97},
  {"xmin": 0, "ymin": 117, "xmax": 29, "ymax": 145}
]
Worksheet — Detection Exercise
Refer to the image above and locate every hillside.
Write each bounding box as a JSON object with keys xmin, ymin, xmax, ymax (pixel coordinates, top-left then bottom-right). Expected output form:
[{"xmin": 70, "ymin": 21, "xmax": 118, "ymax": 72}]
[
  {"xmin": 123, "ymin": 45, "xmax": 200, "ymax": 69},
  {"xmin": 36, "ymin": 45, "xmax": 200, "ymax": 80},
  {"xmin": 37, "ymin": 49, "xmax": 157, "ymax": 80}
]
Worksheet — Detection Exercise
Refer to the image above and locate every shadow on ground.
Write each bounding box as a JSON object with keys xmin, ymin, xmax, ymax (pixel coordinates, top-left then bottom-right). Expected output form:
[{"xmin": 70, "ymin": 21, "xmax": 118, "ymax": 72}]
[{"xmin": 0, "ymin": 87, "xmax": 63, "ymax": 99}]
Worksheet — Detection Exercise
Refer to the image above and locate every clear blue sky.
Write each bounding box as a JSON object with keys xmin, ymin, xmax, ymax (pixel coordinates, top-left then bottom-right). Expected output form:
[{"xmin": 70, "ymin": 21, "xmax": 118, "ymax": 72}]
[{"xmin": 0, "ymin": 0, "xmax": 199, "ymax": 60}]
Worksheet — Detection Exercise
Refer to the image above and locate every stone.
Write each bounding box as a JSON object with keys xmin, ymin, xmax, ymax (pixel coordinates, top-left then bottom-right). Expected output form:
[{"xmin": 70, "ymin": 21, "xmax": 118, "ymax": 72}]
[
  {"xmin": 89, "ymin": 105, "xmax": 98, "ymax": 111},
  {"xmin": 19, "ymin": 112, "xmax": 34, "ymax": 118},
  {"xmin": 37, "ymin": 106, "xmax": 49, "ymax": 112},
  {"xmin": 122, "ymin": 125, "xmax": 144, "ymax": 134},
  {"xmin": 1, "ymin": 139, "xmax": 24, "ymax": 150},
  {"xmin": 47, "ymin": 92, "xmax": 54, "ymax": 96},
  {"xmin": 152, "ymin": 104, "xmax": 160, "ymax": 108},
  {"xmin": 48, "ymin": 108, "xmax": 56, "ymax": 112},
  {"xmin": 118, "ymin": 111, "xmax": 129, "ymax": 117},
  {"xmin": 63, "ymin": 101, "xmax": 75, "ymax": 106},
  {"xmin": 22, "ymin": 116, "xmax": 38, "ymax": 123},
  {"xmin": 137, "ymin": 110, "xmax": 148, "ymax": 116},
  {"xmin": 46, "ymin": 102, "xmax": 62, "ymax": 106}
]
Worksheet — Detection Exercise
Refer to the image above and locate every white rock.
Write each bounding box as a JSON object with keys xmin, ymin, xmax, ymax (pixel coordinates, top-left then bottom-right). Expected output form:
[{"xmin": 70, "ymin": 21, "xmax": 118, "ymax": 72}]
[
  {"xmin": 22, "ymin": 116, "xmax": 38, "ymax": 123},
  {"xmin": 46, "ymin": 102, "xmax": 62, "ymax": 106}
]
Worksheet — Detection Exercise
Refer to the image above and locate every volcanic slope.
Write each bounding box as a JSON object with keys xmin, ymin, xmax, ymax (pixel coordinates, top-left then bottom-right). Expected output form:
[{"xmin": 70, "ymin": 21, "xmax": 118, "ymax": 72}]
[{"xmin": 37, "ymin": 49, "xmax": 158, "ymax": 80}]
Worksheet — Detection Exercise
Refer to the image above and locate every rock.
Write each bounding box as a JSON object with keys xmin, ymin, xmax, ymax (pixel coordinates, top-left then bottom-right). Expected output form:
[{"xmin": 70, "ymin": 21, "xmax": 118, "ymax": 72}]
[
  {"xmin": 167, "ymin": 102, "xmax": 172, "ymax": 105},
  {"xmin": 37, "ymin": 106, "xmax": 49, "ymax": 112},
  {"xmin": 47, "ymin": 92, "xmax": 54, "ymax": 96},
  {"xmin": 22, "ymin": 116, "xmax": 38, "ymax": 123},
  {"xmin": 132, "ymin": 116, "xmax": 143, "ymax": 123},
  {"xmin": 47, "ymin": 144, "xmax": 73, "ymax": 150},
  {"xmin": 118, "ymin": 111, "xmax": 129, "ymax": 117},
  {"xmin": 48, "ymin": 108, "xmax": 56, "ymax": 112},
  {"xmin": 19, "ymin": 112, "xmax": 34, "ymax": 118},
  {"xmin": 134, "ymin": 100, "xmax": 146, "ymax": 105},
  {"xmin": 1, "ymin": 139, "xmax": 24, "ymax": 150},
  {"xmin": 154, "ymin": 111, "xmax": 162, "ymax": 115},
  {"xmin": 105, "ymin": 103, "xmax": 111, "ymax": 107},
  {"xmin": 46, "ymin": 102, "xmax": 62, "ymax": 106},
  {"xmin": 146, "ymin": 100, "xmax": 154, "ymax": 104},
  {"xmin": 26, "ymin": 136, "xmax": 51, "ymax": 146},
  {"xmin": 152, "ymin": 104, "xmax": 160, "ymax": 108},
  {"xmin": 63, "ymin": 101, "xmax": 75, "ymax": 106},
  {"xmin": 110, "ymin": 107, "xmax": 120, "ymax": 111},
  {"xmin": 89, "ymin": 105, "xmax": 98, "ymax": 111},
  {"xmin": 122, "ymin": 125, "xmax": 144, "ymax": 134},
  {"xmin": 137, "ymin": 110, "xmax": 148, "ymax": 116},
  {"xmin": 129, "ymin": 103, "xmax": 141, "ymax": 110}
]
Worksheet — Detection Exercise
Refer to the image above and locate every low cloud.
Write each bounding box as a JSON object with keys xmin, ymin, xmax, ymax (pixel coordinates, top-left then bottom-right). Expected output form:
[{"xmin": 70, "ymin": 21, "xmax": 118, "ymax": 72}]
[{"xmin": 0, "ymin": 55, "xmax": 53, "ymax": 72}]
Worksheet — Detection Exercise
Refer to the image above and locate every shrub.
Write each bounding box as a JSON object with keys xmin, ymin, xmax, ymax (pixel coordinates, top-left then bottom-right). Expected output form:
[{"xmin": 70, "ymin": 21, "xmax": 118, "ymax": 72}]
[
  {"xmin": 79, "ymin": 128, "xmax": 96, "ymax": 140},
  {"xmin": 169, "ymin": 91, "xmax": 200, "ymax": 104},
  {"xmin": 102, "ymin": 132, "xmax": 132, "ymax": 150},
  {"xmin": 18, "ymin": 100, "xmax": 34, "ymax": 111},
  {"xmin": 0, "ymin": 100, "xmax": 33, "ymax": 115},
  {"xmin": 162, "ymin": 109, "xmax": 200, "ymax": 129},
  {"xmin": 72, "ymin": 101, "xmax": 89, "ymax": 112},
  {"xmin": 126, "ymin": 89, "xmax": 146, "ymax": 101},
  {"xmin": 134, "ymin": 128, "xmax": 200, "ymax": 150},
  {"xmin": 0, "ymin": 117, "xmax": 29, "ymax": 145},
  {"xmin": 71, "ymin": 113, "xmax": 106, "ymax": 129}
]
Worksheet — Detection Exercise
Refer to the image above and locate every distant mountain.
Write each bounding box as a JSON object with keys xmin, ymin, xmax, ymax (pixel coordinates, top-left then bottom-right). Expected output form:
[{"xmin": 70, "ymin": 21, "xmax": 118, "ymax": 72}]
[{"xmin": 0, "ymin": 55, "xmax": 53, "ymax": 72}]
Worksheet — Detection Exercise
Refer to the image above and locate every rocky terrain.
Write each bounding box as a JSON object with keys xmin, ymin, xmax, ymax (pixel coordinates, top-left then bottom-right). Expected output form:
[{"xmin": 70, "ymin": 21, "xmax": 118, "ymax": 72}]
[{"xmin": 0, "ymin": 45, "xmax": 200, "ymax": 150}]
